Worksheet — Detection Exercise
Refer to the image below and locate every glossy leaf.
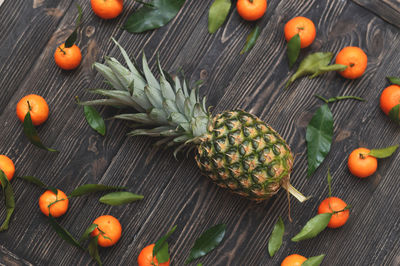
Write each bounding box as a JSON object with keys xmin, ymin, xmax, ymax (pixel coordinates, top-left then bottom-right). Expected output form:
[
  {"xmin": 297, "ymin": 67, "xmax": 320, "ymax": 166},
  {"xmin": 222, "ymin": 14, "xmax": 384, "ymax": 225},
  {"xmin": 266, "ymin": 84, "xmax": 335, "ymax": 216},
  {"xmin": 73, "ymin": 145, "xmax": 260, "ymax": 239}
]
[
  {"xmin": 306, "ymin": 104, "xmax": 333, "ymax": 176},
  {"xmin": 291, "ymin": 213, "xmax": 332, "ymax": 242},
  {"xmin": 208, "ymin": 0, "xmax": 231, "ymax": 34},
  {"xmin": 69, "ymin": 184, "xmax": 126, "ymax": 197},
  {"xmin": 268, "ymin": 217, "xmax": 285, "ymax": 257},
  {"xmin": 389, "ymin": 104, "xmax": 400, "ymax": 124},
  {"xmin": 286, "ymin": 52, "xmax": 347, "ymax": 88},
  {"xmin": 84, "ymin": 106, "xmax": 106, "ymax": 136},
  {"xmin": 23, "ymin": 112, "xmax": 58, "ymax": 152},
  {"xmin": 314, "ymin": 95, "xmax": 365, "ymax": 104},
  {"xmin": 387, "ymin": 76, "xmax": 400, "ymax": 85},
  {"xmin": 65, "ymin": 4, "xmax": 82, "ymax": 48},
  {"xmin": 0, "ymin": 170, "xmax": 15, "ymax": 232},
  {"xmin": 287, "ymin": 34, "xmax": 300, "ymax": 68},
  {"xmin": 99, "ymin": 191, "xmax": 144, "ymax": 206},
  {"xmin": 302, "ymin": 254, "xmax": 326, "ymax": 266},
  {"xmin": 48, "ymin": 215, "xmax": 83, "ymax": 249},
  {"xmin": 17, "ymin": 175, "xmax": 47, "ymax": 188},
  {"xmin": 154, "ymin": 225, "xmax": 177, "ymax": 263},
  {"xmin": 186, "ymin": 224, "xmax": 226, "ymax": 264},
  {"xmin": 88, "ymin": 235, "xmax": 103, "ymax": 266},
  {"xmin": 368, "ymin": 145, "xmax": 398, "ymax": 159},
  {"xmin": 240, "ymin": 25, "xmax": 261, "ymax": 55},
  {"xmin": 124, "ymin": 0, "xmax": 185, "ymax": 33},
  {"xmin": 79, "ymin": 223, "xmax": 98, "ymax": 243}
]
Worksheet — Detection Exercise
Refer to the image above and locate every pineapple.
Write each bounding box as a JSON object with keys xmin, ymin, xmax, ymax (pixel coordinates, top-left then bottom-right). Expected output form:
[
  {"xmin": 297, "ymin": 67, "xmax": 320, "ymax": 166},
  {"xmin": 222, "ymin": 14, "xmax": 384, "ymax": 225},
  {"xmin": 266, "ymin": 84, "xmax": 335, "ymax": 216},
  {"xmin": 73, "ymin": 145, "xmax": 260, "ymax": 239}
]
[{"xmin": 82, "ymin": 39, "xmax": 306, "ymax": 203}]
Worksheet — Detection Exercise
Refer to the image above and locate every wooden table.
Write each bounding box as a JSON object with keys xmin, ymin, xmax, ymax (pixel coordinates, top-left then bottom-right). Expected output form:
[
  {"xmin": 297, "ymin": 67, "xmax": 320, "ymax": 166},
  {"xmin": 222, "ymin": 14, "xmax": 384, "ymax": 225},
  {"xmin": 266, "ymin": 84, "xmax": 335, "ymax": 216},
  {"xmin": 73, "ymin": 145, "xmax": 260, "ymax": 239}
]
[{"xmin": 1, "ymin": 1, "xmax": 399, "ymax": 265}]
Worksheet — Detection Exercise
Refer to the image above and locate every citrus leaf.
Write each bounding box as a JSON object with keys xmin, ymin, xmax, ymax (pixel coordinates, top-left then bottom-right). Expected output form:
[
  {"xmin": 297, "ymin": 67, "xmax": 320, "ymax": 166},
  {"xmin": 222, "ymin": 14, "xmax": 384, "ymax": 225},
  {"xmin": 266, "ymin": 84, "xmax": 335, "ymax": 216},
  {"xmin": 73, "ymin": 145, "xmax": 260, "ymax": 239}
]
[
  {"xmin": 84, "ymin": 106, "xmax": 106, "ymax": 136},
  {"xmin": 368, "ymin": 145, "xmax": 398, "ymax": 159},
  {"xmin": 88, "ymin": 235, "xmax": 103, "ymax": 266},
  {"xmin": 99, "ymin": 191, "xmax": 144, "ymax": 206},
  {"xmin": 197, "ymin": 264, "xmax": 203, "ymax": 266},
  {"xmin": 306, "ymin": 104, "xmax": 333, "ymax": 177},
  {"xmin": 23, "ymin": 112, "xmax": 58, "ymax": 152},
  {"xmin": 302, "ymin": 254, "xmax": 326, "ymax": 266},
  {"xmin": 0, "ymin": 170, "xmax": 15, "ymax": 232},
  {"xmin": 48, "ymin": 215, "xmax": 83, "ymax": 249},
  {"xmin": 240, "ymin": 25, "xmax": 261, "ymax": 55},
  {"xmin": 79, "ymin": 223, "xmax": 98, "ymax": 243},
  {"xmin": 17, "ymin": 176, "xmax": 47, "ymax": 188},
  {"xmin": 69, "ymin": 184, "xmax": 126, "ymax": 197},
  {"xmin": 154, "ymin": 225, "xmax": 177, "ymax": 263},
  {"xmin": 65, "ymin": 4, "xmax": 82, "ymax": 48},
  {"xmin": 287, "ymin": 34, "xmax": 300, "ymax": 68},
  {"xmin": 123, "ymin": 0, "xmax": 185, "ymax": 33},
  {"xmin": 291, "ymin": 213, "xmax": 332, "ymax": 242},
  {"xmin": 186, "ymin": 224, "xmax": 226, "ymax": 264},
  {"xmin": 208, "ymin": 0, "xmax": 231, "ymax": 34},
  {"xmin": 389, "ymin": 104, "xmax": 400, "ymax": 124},
  {"xmin": 309, "ymin": 64, "xmax": 347, "ymax": 79},
  {"xmin": 268, "ymin": 217, "xmax": 285, "ymax": 257},
  {"xmin": 387, "ymin": 76, "xmax": 400, "ymax": 85}
]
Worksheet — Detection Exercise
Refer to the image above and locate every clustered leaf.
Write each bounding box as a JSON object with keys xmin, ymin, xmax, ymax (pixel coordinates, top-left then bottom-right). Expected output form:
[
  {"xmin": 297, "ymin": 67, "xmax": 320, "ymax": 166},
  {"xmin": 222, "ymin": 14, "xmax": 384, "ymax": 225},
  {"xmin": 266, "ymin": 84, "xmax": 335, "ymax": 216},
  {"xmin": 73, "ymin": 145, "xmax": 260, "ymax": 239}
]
[
  {"xmin": 368, "ymin": 145, "xmax": 398, "ymax": 159},
  {"xmin": 208, "ymin": 0, "xmax": 231, "ymax": 34},
  {"xmin": 291, "ymin": 213, "xmax": 332, "ymax": 242},
  {"xmin": 268, "ymin": 217, "xmax": 285, "ymax": 257},
  {"xmin": 23, "ymin": 111, "xmax": 58, "ymax": 152},
  {"xmin": 240, "ymin": 25, "xmax": 261, "ymax": 55},
  {"xmin": 0, "ymin": 170, "xmax": 15, "ymax": 232},
  {"xmin": 83, "ymin": 106, "xmax": 106, "ymax": 136},
  {"xmin": 287, "ymin": 34, "xmax": 300, "ymax": 68}
]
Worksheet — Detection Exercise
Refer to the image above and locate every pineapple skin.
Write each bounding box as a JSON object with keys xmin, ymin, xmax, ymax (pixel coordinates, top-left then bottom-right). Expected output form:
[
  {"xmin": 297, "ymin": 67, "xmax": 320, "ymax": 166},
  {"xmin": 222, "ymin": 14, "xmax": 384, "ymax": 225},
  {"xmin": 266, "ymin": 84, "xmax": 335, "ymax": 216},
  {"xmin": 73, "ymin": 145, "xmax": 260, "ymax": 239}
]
[{"xmin": 195, "ymin": 110, "xmax": 294, "ymax": 201}]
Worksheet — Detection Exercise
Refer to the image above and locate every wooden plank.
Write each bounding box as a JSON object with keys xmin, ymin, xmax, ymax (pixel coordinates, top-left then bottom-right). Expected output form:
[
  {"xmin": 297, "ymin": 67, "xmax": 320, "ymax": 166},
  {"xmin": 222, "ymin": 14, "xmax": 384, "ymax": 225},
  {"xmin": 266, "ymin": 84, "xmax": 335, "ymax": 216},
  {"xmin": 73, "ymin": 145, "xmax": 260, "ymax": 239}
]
[
  {"xmin": 351, "ymin": 0, "xmax": 400, "ymax": 28},
  {"xmin": 0, "ymin": 245, "xmax": 33, "ymax": 266}
]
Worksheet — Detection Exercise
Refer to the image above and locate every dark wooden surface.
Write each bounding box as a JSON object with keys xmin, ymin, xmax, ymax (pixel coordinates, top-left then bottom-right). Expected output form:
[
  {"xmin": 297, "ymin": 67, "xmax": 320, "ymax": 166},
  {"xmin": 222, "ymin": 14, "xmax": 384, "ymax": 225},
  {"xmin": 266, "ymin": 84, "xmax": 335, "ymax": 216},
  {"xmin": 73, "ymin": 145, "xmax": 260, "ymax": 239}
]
[{"xmin": 0, "ymin": 1, "xmax": 399, "ymax": 265}]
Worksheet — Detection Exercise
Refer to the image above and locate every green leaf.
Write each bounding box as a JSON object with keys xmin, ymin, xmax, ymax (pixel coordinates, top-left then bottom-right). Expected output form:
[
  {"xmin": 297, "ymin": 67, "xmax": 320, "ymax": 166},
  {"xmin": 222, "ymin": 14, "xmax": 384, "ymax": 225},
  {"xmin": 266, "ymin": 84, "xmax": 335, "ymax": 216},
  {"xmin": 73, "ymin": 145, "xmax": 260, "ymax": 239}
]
[
  {"xmin": 268, "ymin": 217, "xmax": 285, "ymax": 257},
  {"xmin": 285, "ymin": 52, "xmax": 347, "ymax": 88},
  {"xmin": 88, "ymin": 235, "xmax": 103, "ymax": 266},
  {"xmin": 240, "ymin": 25, "xmax": 261, "ymax": 55},
  {"xmin": 291, "ymin": 213, "xmax": 332, "ymax": 242},
  {"xmin": 69, "ymin": 184, "xmax": 126, "ymax": 197},
  {"xmin": 389, "ymin": 104, "xmax": 400, "ymax": 124},
  {"xmin": 186, "ymin": 224, "xmax": 226, "ymax": 264},
  {"xmin": 23, "ymin": 112, "xmax": 58, "ymax": 152},
  {"xmin": 99, "ymin": 191, "xmax": 143, "ymax": 206},
  {"xmin": 79, "ymin": 223, "xmax": 98, "ymax": 243},
  {"xmin": 287, "ymin": 34, "xmax": 300, "ymax": 68},
  {"xmin": 368, "ymin": 145, "xmax": 398, "ymax": 159},
  {"xmin": 197, "ymin": 264, "xmax": 203, "ymax": 266},
  {"xmin": 306, "ymin": 104, "xmax": 333, "ymax": 177},
  {"xmin": 302, "ymin": 254, "xmax": 326, "ymax": 266},
  {"xmin": 48, "ymin": 215, "xmax": 83, "ymax": 249},
  {"xmin": 154, "ymin": 225, "xmax": 177, "ymax": 263},
  {"xmin": 65, "ymin": 4, "xmax": 82, "ymax": 48},
  {"xmin": 314, "ymin": 95, "xmax": 365, "ymax": 104},
  {"xmin": 0, "ymin": 170, "xmax": 15, "ymax": 232},
  {"xmin": 123, "ymin": 0, "xmax": 186, "ymax": 33},
  {"xmin": 17, "ymin": 176, "xmax": 47, "ymax": 188},
  {"xmin": 387, "ymin": 76, "xmax": 400, "ymax": 85},
  {"xmin": 84, "ymin": 106, "xmax": 106, "ymax": 136},
  {"xmin": 208, "ymin": 0, "xmax": 231, "ymax": 34}
]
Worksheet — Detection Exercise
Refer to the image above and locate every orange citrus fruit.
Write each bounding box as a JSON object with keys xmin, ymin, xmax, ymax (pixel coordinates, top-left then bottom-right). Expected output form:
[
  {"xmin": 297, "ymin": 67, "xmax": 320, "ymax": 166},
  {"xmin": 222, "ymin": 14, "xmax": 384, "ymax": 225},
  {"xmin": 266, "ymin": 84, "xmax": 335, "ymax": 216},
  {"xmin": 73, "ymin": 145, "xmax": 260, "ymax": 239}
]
[
  {"xmin": 348, "ymin": 147, "xmax": 378, "ymax": 178},
  {"xmin": 54, "ymin": 43, "xmax": 82, "ymax": 70},
  {"xmin": 90, "ymin": 0, "xmax": 123, "ymax": 20},
  {"xmin": 91, "ymin": 215, "xmax": 122, "ymax": 247},
  {"xmin": 284, "ymin": 16, "xmax": 316, "ymax": 48},
  {"xmin": 318, "ymin": 197, "xmax": 350, "ymax": 228},
  {"xmin": 281, "ymin": 254, "xmax": 307, "ymax": 266},
  {"xmin": 16, "ymin": 94, "xmax": 49, "ymax": 126},
  {"xmin": 380, "ymin": 85, "xmax": 400, "ymax": 116},
  {"xmin": 236, "ymin": 0, "xmax": 267, "ymax": 21},
  {"xmin": 39, "ymin": 189, "xmax": 69, "ymax": 218},
  {"xmin": 335, "ymin": 46, "xmax": 367, "ymax": 79},
  {"xmin": 138, "ymin": 244, "xmax": 170, "ymax": 266},
  {"xmin": 0, "ymin": 155, "xmax": 15, "ymax": 182}
]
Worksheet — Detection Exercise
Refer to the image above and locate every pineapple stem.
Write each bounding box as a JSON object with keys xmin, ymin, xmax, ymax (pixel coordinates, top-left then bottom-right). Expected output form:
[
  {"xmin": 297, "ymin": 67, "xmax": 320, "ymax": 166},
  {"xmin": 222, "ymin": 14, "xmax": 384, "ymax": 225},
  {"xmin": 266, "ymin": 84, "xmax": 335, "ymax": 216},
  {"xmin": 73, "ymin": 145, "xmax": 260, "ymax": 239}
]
[{"xmin": 284, "ymin": 183, "xmax": 308, "ymax": 203}]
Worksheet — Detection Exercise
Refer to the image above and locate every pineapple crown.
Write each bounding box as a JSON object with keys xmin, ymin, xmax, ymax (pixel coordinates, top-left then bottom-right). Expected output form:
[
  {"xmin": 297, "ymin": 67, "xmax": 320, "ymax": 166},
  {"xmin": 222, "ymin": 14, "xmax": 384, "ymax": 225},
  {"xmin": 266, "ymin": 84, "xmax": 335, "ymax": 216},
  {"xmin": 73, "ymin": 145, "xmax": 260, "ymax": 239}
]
[{"xmin": 81, "ymin": 38, "xmax": 210, "ymax": 155}]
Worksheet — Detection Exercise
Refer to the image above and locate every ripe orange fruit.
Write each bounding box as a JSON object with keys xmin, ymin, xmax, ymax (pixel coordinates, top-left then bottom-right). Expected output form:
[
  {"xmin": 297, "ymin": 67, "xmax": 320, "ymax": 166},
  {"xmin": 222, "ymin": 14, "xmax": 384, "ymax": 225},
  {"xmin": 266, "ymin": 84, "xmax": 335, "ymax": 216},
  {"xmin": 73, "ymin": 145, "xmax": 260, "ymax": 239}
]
[
  {"xmin": 281, "ymin": 254, "xmax": 307, "ymax": 266},
  {"xmin": 380, "ymin": 85, "xmax": 400, "ymax": 116},
  {"xmin": 91, "ymin": 0, "xmax": 123, "ymax": 20},
  {"xmin": 91, "ymin": 215, "xmax": 122, "ymax": 247},
  {"xmin": 138, "ymin": 244, "xmax": 170, "ymax": 266},
  {"xmin": 348, "ymin": 147, "xmax": 378, "ymax": 178},
  {"xmin": 335, "ymin": 46, "xmax": 367, "ymax": 79},
  {"xmin": 39, "ymin": 189, "xmax": 69, "ymax": 218},
  {"xmin": 16, "ymin": 94, "xmax": 49, "ymax": 126},
  {"xmin": 284, "ymin": 16, "xmax": 316, "ymax": 48},
  {"xmin": 0, "ymin": 155, "xmax": 15, "ymax": 182},
  {"xmin": 318, "ymin": 197, "xmax": 349, "ymax": 228},
  {"xmin": 54, "ymin": 43, "xmax": 82, "ymax": 70},
  {"xmin": 236, "ymin": 0, "xmax": 267, "ymax": 21}
]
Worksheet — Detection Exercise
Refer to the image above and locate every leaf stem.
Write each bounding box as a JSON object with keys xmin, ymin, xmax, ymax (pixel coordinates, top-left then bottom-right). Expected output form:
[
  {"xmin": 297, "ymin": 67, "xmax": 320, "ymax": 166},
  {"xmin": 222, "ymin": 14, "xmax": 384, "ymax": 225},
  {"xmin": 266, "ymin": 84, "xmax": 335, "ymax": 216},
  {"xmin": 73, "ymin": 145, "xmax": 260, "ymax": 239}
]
[{"xmin": 314, "ymin": 94, "xmax": 365, "ymax": 103}]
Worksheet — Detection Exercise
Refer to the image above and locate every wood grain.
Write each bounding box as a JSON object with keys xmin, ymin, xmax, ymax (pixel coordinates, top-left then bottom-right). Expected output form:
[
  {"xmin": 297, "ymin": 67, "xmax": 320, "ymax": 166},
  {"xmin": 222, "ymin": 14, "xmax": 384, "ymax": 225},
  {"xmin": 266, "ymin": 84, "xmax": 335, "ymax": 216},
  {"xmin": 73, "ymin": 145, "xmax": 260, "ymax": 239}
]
[
  {"xmin": 351, "ymin": 0, "xmax": 400, "ymax": 28},
  {"xmin": 0, "ymin": 0, "xmax": 399, "ymax": 265}
]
